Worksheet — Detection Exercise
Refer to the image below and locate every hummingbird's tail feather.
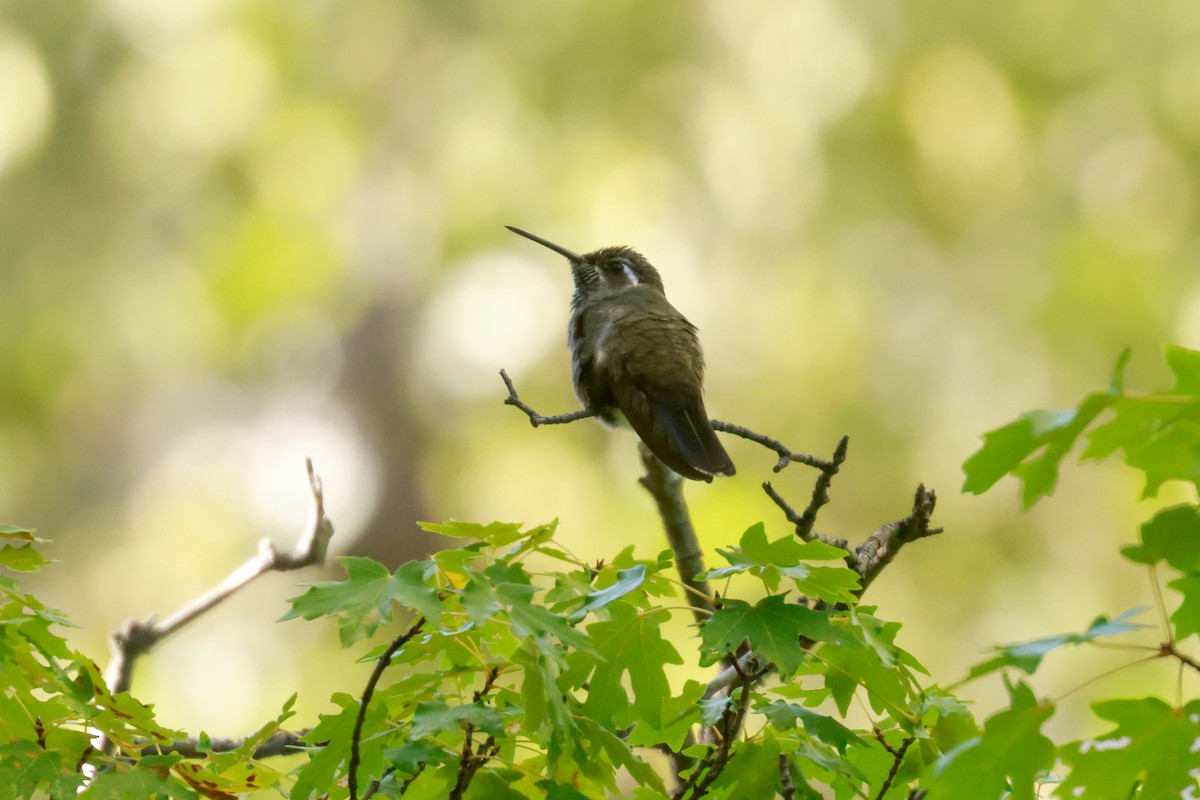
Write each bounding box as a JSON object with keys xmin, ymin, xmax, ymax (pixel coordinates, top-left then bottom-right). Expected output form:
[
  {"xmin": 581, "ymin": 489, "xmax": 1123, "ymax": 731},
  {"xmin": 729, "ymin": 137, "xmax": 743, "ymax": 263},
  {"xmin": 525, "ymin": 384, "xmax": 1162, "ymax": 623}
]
[
  {"xmin": 656, "ymin": 400, "xmax": 737, "ymax": 479},
  {"xmin": 617, "ymin": 383, "xmax": 735, "ymax": 480}
]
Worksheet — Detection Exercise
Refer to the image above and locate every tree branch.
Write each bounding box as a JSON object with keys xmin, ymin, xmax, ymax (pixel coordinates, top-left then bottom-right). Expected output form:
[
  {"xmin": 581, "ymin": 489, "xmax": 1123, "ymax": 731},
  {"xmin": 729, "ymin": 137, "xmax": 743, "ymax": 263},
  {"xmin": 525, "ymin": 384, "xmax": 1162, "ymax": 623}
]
[
  {"xmin": 675, "ymin": 661, "xmax": 753, "ymax": 800},
  {"xmin": 779, "ymin": 753, "xmax": 796, "ymax": 800},
  {"xmin": 760, "ymin": 435, "xmax": 849, "ymax": 544},
  {"xmin": 449, "ymin": 667, "xmax": 502, "ymax": 800},
  {"xmin": 711, "ymin": 420, "xmax": 841, "ymax": 474},
  {"xmin": 854, "ymin": 484, "xmax": 941, "ymax": 596},
  {"xmin": 140, "ymin": 729, "xmax": 309, "ymax": 759},
  {"xmin": 100, "ymin": 460, "xmax": 334, "ymax": 753},
  {"xmin": 637, "ymin": 444, "xmax": 716, "ymax": 622},
  {"xmin": 500, "ymin": 369, "xmax": 596, "ymax": 426},
  {"xmin": 874, "ymin": 735, "xmax": 915, "ymax": 800},
  {"xmin": 349, "ymin": 617, "xmax": 427, "ymax": 800}
]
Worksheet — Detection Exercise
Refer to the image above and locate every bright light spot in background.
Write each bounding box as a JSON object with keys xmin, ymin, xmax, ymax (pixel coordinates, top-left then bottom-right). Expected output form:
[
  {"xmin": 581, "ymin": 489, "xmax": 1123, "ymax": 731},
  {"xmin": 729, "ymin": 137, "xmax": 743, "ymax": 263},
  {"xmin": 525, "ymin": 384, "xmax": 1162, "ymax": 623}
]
[
  {"xmin": 1075, "ymin": 134, "xmax": 1193, "ymax": 253},
  {"xmin": 698, "ymin": 0, "xmax": 868, "ymax": 232},
  {"xmin": 145, "ymin": 625, "xmax": 300, "ymax": 732},
  {"xmin": 248, "ymin": 100, "xmax": 361, "ymax": 218},
  {"xmin": 1177, "ymin": 283, "xmax": 1200, "ymax": 349},
  {"xmin": 901, "ymin": 44, "xmax": 1027, "ymax": 210},
  {"xmin": 104, "ymin": 0, "xmax": 233, "ymax": 50},
  {"xmin": 741, "ymin": 0, "xmax": 871, "ymax": 129},
  {"xmin": 1162, "ymin": 46, "xmax": 1200, "ymax": 144},
  {"xmin": 0, "ymin": 30, "xmax": 52, "ymax": 175},
  {"xmin": 415, "ymin": 250, "xmax": 564, "ymax": 400},
  {"xmin": 129, "ymin": 399, "xmax": 379, "ymax": 555},
  {"xmin": 103, "ymin": 30, "xmax": 275, "ymax": 164}
]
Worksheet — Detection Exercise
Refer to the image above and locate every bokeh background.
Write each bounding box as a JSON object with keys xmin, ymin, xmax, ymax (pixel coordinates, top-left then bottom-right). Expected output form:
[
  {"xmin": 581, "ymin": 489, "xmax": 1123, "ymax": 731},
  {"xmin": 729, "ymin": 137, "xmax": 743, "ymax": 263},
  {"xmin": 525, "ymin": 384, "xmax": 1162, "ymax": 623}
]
[{"xmin": 3, "ymin": 0, "xmax": 1200, "ymax": 756}]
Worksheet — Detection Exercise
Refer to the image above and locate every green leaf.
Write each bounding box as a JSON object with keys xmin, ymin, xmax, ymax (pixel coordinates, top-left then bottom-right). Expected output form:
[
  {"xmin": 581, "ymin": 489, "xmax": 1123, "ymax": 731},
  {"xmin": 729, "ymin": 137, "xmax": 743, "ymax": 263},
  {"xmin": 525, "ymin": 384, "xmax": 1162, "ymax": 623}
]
[
  {"xmin": 1168, "ymin": 574, "xmax": 1200, "ymax": 640},
  {"xmin": 578, "ymin": 716, "xmax": 665, "ymax": 793},
  {"xmin": 0, "ymin": 544, "xmax": 49, "ymax": 572},
  {"xmin": 923, "ymin": 681, "xmax": 1054, "ymax": 800},
  {"xmin": 281, "ymin": 557, "xmax": 440, "ymax": 645},
  {"xmin": 409, "ymin": 701, "xmax": 505, "ymax": 738},
  {"xmin": 579, "ymin": 564, "xmax": 646, "ymax": 613},
  {"xmin": 1166, "ymin": 344, "xmax": 1200, "ymax": 394},
  {"xmin": 758, "ymin": 701, "xmax": 862, "ymax": 754},
  {"xmin": 963, "ymin": 608, "xmax": 1148, "ymax": 681},
  {"xmin": 495, "ymin": 582, "xmax": 594, "ymax": 654},
  {"xmin": 418, "ymin": 519, "xmax": 526, "ymax": 545},
  {"xmin": 1122, "ymin": 505, "xmax": 1200, "ymax": 570},
  {"xmin": 85, "ymin": 766, "xmax": 197, "ymax": 799},
  {"xmin": 1109, "ymin": 346, "xmax": 1131, "ymax": 392},
  {"xmin": 706, "ymin": 524, "xmax": 859, "ymax": 602},
  {"xmin": 0, "ymin": 525, "xmax": 37, "ymax": 540},
  {"xmin": 583, "ymin": 602, "xmax": 682, "ymax": 728},
  {"xmin": 513, "ymin": 638, "xmax": 584, "ymax": 766},
  {"xmin": 626, "ymin": 681, "xmax": 704, "ymax": 751},
  {"xmin": 701, "ymin": 595, "xmax": 848, "ymax": 676},
  {"xmin": 821, "ymin": 638, "xmax": 913, "ymax": 718},
  {"xmin": 1058, "ymin": 697, "xmax": 1200, "ymax": 799},
  {"xmin": 706, "ymin": 738, "xmax": 783, "ymax": 797},
  {"xmin": 1085, "ymin": 398, "xmax": 1200, "ymax": 498},
  {"xmin": 963, "ymin": 397, "xmax": 1116, "ymax": 508}
]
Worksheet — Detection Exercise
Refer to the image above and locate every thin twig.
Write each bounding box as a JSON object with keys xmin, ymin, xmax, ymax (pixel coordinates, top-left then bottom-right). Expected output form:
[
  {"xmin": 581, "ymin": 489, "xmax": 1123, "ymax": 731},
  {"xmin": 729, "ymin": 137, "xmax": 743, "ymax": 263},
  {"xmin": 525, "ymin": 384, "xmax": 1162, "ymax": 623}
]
[
  {"xmin": 679, "ymin": 668, "xmax": 752, "ymax": 799},
  {"xmin": 99, "ymin": 460, "xmax": 334, "ymax": 753},
  {"xmin": 1158, "ymin": 640, "xmax": 1200, "ymax": 674},
  {"xmin": 500, "ymin": 369, "xmax": 596, "ymax": 426},
  {"xmin": 874, "ymin": 736, "xmax": 914, "ymax": 800},
  {"xmin": 449, "ymin": 667, "xmax": 501, "ymax": 800},
  {"xmin": 139, "ymin": 729, "xmax": 309, "ymax": 759},
  {"xmin": 760, "ymin": 436, "xmax": 848, "ymax": 544},
  {"xmin": 349, "ymin": 618, "xmax": 427, "ymax": 800},
  {"xmin": 711, "ymin": 420, "xmax": 837, "ymax": 473}
]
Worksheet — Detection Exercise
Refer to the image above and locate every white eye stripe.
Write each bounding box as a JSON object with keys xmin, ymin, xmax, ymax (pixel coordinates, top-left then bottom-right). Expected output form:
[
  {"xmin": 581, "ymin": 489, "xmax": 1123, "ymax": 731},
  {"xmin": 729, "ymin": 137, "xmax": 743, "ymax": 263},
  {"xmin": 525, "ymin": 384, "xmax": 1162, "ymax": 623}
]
[{"xmin": 621, "ymin": 264, "xmax": 639, "ymax": 285}]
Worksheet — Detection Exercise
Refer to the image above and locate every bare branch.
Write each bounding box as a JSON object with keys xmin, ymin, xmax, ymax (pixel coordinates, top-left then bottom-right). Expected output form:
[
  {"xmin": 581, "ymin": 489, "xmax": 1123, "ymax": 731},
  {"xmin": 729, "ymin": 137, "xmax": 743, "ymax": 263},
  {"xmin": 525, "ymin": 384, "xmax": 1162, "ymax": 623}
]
[
  {"xmin": 854, "ymin": 484, "xmax": 942, "ymax": 596},
  {"xmin": 140, "ymin": 729, "xmax": 309, "ymax": 759},
  {"xmin": 779, "ymin": 753, "xmax": 796, "ymax": 800},
  {"xmin": 638, "ymin": 444, "xmax": 716, "ymax": 622},
  {"xmin": 702, "ymin": 651, "xmax": 766, "ymax": 701},
  {"xmin": 874, "ymin": 736, "xmax": 915, "ymax": 800},
  {"xmin": 676, "ymin": 667, "xmax": 753, "ymax": 799},
  {"xmin": 761, "ymin": 435, "xmax": 849, "ymax": 546},
  {"xmin": 500, "ymin": 369, "xmax": 596, "ymax": 426},
  {"xmin": 100, "ymin": 460, "xmax": 334, "ymax": 752},
  {"xmin": 711, "ymin": 420, "xmax": 840, "ymax": 474},
  {"xmin": 450, "ymin": 667, "xmax": 502, "ymax": 800},
  {"xmin": 349, "ymin": 617, "xmax": 427, "ymax": 800}
]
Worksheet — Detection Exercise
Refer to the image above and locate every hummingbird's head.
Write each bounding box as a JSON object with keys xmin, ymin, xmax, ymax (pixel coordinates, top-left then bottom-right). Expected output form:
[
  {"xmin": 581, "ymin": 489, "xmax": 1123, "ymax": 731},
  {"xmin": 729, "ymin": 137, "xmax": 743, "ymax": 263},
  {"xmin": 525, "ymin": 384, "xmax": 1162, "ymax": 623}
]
[
  {"xmin": 580, "ymin": 246, "xmax": 665, "ymax": 295},
  {"xmin": 506, "ymin": 227, "xmax": 665, "ymax": 301}
]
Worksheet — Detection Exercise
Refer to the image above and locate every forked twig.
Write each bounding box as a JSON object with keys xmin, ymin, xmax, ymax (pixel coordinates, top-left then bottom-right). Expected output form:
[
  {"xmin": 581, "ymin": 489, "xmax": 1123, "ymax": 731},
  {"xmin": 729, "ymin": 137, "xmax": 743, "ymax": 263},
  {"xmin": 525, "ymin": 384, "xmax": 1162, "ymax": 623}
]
[
  {"xmin": 99, "ymin": 460, "xmax": 334, "ymax": 754},
  {"xmin": 500, "ymin": 370, "xmax": 596, "ymax": 426}
]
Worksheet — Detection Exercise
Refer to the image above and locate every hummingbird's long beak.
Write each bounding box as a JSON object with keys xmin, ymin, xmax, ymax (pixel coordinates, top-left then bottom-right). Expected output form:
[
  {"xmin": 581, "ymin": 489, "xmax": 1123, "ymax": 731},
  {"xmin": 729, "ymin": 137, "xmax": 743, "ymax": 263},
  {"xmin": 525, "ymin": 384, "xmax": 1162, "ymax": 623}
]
[{"xmin": 506, "ymin": 226, "xmax": 582, "ymax": 262}]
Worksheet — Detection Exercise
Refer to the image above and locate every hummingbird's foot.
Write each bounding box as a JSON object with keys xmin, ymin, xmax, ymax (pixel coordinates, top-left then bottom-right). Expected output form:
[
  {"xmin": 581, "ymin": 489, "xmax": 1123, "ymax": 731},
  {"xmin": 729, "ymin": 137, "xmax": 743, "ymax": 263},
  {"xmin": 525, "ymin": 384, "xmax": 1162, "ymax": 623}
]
[{"xmin": 499, "ymin": 369, "xmax": 597, "ymax": 427}]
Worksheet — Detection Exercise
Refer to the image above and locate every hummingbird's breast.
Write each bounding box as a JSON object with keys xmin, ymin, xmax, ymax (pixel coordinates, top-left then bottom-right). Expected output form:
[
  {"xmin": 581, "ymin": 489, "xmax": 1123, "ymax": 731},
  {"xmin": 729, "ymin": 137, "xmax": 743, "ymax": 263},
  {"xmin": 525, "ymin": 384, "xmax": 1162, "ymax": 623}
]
[{"xmin": 568, "ymin": 287, "xmax": 704, "ymax": 420}]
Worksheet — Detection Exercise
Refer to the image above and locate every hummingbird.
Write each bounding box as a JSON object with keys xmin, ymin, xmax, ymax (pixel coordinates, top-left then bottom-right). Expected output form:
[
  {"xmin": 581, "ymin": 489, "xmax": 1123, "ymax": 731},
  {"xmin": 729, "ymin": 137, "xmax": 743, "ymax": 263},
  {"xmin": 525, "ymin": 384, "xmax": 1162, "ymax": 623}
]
[{"xmin": 507, "ymin": 226, "xmax": 735, "ymax": 481}]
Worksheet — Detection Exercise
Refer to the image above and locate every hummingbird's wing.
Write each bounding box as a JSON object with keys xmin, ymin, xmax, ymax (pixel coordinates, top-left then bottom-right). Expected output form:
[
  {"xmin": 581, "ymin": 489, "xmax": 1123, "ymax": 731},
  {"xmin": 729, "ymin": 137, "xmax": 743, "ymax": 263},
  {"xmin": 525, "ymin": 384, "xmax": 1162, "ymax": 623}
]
[{"xmin": 606, "ymin": 305, "xmax": 736, "ymax": 480}]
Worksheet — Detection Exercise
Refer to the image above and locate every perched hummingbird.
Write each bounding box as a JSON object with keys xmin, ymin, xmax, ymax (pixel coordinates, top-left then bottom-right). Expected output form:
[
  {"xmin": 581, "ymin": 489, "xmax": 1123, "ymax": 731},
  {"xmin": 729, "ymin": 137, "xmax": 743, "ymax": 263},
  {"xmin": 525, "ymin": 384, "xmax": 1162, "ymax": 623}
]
[{"xmin": 507, "ymin": 226, "xmax": 735, "ymax": 481}]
